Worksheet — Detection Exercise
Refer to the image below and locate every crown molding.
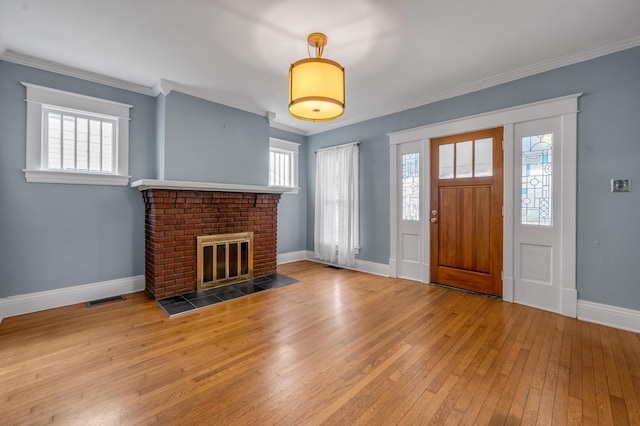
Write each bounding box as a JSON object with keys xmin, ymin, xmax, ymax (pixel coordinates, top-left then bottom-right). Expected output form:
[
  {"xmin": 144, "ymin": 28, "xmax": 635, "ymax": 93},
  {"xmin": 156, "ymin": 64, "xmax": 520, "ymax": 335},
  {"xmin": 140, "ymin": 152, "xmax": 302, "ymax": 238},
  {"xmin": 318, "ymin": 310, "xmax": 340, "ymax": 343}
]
[
  {"xmin": 0, "ymin": 49, "xmax": 156, "ymax": 96},
  {"xmin": 269, "ymin": 120, "xmax": 307, "ymax": 135},
  {"xmin": 152, "ymin": 78, "xmax": 175, "ymax": 96},
  {"xmin": 4, "ymin": 35, "xmax": 639, "ymax": 138},
  {"xmin": 154, "ymin": 79, "xmax": 307, "ymax": 135},
  {"xmin": 305, "ymin": 35, "xmax": 640, "ymax": 136},
  {"xmin": 156, "ymin": 78, "xmax": 267, "ymax": 116}
]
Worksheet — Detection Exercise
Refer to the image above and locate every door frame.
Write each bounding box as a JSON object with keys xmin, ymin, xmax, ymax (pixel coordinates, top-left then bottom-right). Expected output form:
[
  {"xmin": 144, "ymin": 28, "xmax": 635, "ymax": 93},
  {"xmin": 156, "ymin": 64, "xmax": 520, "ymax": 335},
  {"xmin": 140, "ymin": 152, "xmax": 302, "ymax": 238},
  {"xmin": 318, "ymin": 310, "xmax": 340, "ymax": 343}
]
[{"xmin": 389, "ymin": 93, "xmax": 580, "ymax": 317}]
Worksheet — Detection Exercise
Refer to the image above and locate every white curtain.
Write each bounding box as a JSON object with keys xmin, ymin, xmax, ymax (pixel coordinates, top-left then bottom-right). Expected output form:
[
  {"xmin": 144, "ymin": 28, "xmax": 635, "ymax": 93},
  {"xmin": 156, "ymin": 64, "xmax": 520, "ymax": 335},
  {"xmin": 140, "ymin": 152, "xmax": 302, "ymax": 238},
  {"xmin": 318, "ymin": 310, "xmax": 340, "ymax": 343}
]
[{"xmin": 314, "ymin": 143, "xmax": 359, "ymax": 266}]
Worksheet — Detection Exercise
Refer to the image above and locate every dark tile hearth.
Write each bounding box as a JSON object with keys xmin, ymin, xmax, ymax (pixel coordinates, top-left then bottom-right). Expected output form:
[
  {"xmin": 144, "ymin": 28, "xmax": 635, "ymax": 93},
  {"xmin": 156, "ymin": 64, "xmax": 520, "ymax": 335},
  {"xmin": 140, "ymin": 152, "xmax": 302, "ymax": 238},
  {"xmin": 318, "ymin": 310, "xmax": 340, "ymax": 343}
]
[{"xmin": 156, "ymin": 274, "xmax": 298, "ymax": 317}]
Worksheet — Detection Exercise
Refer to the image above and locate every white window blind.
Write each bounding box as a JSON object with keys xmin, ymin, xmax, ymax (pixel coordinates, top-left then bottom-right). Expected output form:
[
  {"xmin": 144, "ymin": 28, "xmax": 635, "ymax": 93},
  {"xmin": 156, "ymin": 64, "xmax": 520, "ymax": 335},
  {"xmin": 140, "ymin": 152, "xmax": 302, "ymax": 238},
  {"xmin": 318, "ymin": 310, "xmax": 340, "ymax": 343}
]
[
  {"xmin": 44, "ymin": 108, "xmax": 117, "ymax": 174},
  {"xmin": 269, "ymin": 149, "xmax": 292, "ymax": 187},
  {"xmin": 269, "ymin": 138, "xmax": 299, "ymax": 193}
]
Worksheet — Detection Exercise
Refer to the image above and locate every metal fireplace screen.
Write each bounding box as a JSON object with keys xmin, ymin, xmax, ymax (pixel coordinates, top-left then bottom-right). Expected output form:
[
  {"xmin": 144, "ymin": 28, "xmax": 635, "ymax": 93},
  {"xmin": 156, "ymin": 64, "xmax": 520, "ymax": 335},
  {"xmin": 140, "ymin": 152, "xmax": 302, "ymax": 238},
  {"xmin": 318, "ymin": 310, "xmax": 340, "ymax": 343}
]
[{"xmin": 196, "ymin": 232, "xmax": 253, "ymax": 290}]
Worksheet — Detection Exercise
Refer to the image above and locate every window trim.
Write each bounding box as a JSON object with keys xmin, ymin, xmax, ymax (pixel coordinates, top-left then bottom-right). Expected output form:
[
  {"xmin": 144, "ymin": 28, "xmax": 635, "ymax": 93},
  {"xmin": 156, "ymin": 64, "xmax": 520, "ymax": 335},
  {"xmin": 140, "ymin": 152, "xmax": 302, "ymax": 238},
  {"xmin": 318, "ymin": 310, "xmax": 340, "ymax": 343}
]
[
  {"xmin": 22, "ymin": 82, "xmax": 132, "ymax": 186},
  {"xmin": 269, "ymin": 137, "xmax": 299, "ymax": 194}
]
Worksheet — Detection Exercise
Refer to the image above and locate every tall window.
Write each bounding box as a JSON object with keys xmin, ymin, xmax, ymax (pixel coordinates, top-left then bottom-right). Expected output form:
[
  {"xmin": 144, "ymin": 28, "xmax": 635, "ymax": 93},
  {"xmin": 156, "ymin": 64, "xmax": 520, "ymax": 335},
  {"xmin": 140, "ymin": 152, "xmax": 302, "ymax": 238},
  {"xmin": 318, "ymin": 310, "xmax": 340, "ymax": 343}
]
[
  {"xmin": 23, "ymin": 83, "xmax": 131, "ymax": 186},
  {"xmin": 269, "ymin": 138, "xmax": 299, "ymax": 193},
  {"xmin": 314, "ymin": 143, "xmax": 359, "ymax": 267}
]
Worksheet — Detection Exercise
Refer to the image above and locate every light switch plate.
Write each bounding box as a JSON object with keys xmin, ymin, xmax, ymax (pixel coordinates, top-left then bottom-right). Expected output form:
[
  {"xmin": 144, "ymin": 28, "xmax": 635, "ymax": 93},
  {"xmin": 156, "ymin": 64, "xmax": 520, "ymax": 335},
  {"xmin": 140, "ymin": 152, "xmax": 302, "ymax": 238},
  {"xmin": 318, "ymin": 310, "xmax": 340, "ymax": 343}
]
[{"xmin": 611, "ymin": 179, "xmax": 631, "ymax": 192}]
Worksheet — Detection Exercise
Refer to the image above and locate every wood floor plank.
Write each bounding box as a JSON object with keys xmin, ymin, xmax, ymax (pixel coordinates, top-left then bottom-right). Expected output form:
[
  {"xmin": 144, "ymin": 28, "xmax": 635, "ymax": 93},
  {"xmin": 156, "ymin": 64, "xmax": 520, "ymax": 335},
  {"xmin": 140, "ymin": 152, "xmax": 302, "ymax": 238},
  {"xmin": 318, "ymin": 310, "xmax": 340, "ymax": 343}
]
[
  {"xmin": 537, "ymin": 322, "xmax": 565, "ymax": 425},
  {"xmin": 591, "ymin": 323, "xmax": 616, "ymax": 426},
  {"xmin": 607, "ymin": 327, "xmax": 640, "ymax": 425},
  {"xmin": 505, "ymin": 310, "xmax": 549, "ymax": 422},
  {"xmin": 0, "ymin": 261, "xmax": 638, "ymax": 425}
]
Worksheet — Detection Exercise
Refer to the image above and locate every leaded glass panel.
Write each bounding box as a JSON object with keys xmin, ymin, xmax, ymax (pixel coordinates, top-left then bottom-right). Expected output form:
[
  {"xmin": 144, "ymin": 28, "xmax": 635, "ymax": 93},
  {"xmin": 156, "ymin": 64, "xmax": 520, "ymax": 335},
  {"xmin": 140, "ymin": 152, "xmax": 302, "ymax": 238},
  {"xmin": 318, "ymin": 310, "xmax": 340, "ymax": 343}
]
[
  {"xmin": 521, "ymin": 133, "xmax": 553, "ymax": 226},
  {"xmin": 402, "ymin": 152, "xmax": 420, "ymax": 221}
]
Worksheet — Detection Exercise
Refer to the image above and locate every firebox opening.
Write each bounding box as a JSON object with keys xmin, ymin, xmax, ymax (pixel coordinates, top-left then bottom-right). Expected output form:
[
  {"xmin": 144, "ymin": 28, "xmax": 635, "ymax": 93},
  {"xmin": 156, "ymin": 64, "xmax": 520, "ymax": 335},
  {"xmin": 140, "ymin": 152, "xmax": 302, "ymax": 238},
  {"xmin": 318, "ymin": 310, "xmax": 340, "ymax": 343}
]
[{"xmin": 197, "ymin": 232, "xmax": 253, "ymax": 290}]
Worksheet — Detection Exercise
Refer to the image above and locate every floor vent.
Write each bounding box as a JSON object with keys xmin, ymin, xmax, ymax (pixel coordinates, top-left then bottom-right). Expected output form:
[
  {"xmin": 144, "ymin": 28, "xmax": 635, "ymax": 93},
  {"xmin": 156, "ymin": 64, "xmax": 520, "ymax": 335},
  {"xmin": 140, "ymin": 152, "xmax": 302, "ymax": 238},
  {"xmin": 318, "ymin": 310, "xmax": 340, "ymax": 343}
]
[
  {"xmin": 86, "ymin": 295, "xmax": 126, "ymax": 307},
  {"xmin": 326, "ymin": 265, "xmax": 343, "ymax": 270}
]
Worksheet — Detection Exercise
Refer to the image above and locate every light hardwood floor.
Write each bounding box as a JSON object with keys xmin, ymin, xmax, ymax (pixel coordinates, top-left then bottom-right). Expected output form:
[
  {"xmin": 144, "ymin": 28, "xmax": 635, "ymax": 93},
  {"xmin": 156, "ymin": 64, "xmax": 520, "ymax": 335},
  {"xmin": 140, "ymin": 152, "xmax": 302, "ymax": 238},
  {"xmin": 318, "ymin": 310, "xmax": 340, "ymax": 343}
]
[{"xmin": 1, "ymin": 261, "xmax": 639, "ymax": 425}]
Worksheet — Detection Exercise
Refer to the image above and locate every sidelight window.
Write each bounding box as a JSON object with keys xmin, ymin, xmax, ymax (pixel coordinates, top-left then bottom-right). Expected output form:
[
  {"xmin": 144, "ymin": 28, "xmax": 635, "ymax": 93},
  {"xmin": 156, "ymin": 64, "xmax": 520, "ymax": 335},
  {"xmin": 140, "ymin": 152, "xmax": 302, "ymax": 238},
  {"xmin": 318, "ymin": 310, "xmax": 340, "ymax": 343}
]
[
  {"xmin": 521, "ymin": 133, "xmax": 553, "ymax": 226},
  {"xmin": 401, "ymin": 152, "xmax": 420, "ymax": 221}
]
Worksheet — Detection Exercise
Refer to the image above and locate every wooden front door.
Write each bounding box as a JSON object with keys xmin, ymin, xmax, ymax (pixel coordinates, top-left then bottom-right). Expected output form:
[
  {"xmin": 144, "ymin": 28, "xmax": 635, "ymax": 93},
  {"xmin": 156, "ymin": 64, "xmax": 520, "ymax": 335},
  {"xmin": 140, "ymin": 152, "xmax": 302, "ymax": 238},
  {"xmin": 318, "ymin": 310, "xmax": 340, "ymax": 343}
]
[{"xmin": 430, "ymin": 127, "xmax": 503, "ymax": 296}]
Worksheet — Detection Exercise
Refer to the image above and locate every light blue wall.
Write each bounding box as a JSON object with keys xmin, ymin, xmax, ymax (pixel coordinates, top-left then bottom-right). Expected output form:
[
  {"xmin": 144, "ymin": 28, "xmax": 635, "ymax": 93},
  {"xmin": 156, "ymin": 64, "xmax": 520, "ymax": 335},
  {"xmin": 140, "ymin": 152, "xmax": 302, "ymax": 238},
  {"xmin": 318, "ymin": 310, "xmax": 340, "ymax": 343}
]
[
  {"xmin": 270, "ymin": 128, "xmax": 308, "ymax": 254},
  {"xmin": 0, "ymin": 61, "xmax": 156, "ymax": 297},
  {"xmin": 306, "ymin": 46, "xmax": 640, "ymax": 311},
  {"xmin": 156, "ymin": 91, "xmax": 308, "ymax": 254},
  {"xmin": 0, "ymin": 63, "xmax": 307, "ymax": 299},
  {"xmin": 306, "ymin": 124, "xmax": 390, "ymax": 265},
  {"xmin": 2, "ymin": 46, "xmax": 638, "ymax": 312},
  {"xmin": 161, "ymin": 91, "xmax": 270, "ymax": 185},
  {"xmin": 155, "ymin": 93, "xmax": 166, "ymax": 179}
]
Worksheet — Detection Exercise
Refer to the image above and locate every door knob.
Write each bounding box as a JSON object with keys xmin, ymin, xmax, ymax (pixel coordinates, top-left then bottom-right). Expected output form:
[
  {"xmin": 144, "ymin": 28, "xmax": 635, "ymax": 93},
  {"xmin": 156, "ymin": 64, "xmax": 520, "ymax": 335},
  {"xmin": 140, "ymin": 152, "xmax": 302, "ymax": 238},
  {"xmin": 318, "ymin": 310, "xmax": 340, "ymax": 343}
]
[
  {"xmin": 430, "ymin": 217, "xmax": 438, "ymax": 223},
  {"xmin": 431, "ymin": 210, "xmax": 438, "ymax": 216}
]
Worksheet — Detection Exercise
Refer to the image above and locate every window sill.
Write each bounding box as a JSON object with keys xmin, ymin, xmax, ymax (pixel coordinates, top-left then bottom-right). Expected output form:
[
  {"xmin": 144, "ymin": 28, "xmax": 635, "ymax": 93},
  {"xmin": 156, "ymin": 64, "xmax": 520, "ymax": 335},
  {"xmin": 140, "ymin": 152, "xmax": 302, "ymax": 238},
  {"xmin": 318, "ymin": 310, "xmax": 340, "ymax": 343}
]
[{"xmin": 23, "ymin": 169, "xmax": 130, "ymax": 186}]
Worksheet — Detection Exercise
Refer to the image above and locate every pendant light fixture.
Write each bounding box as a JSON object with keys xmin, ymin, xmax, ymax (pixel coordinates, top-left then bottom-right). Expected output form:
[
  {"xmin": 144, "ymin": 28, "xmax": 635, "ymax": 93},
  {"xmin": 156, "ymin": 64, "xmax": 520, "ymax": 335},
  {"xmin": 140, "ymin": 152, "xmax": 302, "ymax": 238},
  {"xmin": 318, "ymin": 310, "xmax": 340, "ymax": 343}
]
[{"xmin": 289, "ymin": 33, "xmax": 345, "ymax": 122}]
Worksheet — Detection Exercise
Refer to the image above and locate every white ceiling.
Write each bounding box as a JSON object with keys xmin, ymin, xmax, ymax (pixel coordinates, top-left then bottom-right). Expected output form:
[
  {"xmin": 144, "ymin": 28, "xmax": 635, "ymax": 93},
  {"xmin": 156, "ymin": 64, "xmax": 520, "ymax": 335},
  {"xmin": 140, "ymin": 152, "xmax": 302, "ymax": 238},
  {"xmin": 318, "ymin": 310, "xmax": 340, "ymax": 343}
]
[{"xmin": 1, "ymin": 0, "xmax": 640, "ymax": 135}]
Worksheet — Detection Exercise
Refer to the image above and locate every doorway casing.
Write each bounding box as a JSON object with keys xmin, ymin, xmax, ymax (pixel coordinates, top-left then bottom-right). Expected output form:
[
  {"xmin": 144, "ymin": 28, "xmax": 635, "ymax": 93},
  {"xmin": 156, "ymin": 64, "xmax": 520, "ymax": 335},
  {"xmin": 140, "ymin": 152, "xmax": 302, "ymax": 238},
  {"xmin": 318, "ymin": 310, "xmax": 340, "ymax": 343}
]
[{"xmin": 389, "ymin": 93, "xmax": 580, "ymax": 317}]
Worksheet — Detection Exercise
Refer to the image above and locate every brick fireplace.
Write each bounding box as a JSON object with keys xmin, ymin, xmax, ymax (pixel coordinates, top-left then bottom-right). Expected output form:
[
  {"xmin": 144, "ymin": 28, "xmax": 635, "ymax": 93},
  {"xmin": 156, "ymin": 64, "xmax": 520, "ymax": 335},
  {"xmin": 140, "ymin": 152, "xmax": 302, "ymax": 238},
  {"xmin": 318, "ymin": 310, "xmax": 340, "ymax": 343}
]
[{"xmin": 133, "ymin": 180, "xmax": 284, "ymax": 299}]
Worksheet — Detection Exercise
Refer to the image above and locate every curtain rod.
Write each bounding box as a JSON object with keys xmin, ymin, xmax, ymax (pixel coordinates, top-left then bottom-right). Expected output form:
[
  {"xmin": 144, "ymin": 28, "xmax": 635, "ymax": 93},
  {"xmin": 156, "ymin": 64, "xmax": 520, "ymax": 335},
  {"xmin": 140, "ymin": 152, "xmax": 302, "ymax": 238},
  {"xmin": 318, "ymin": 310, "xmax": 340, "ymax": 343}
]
[{"xmin": 314, "ymin": 141, "xmax": 359, "ymax": 154}]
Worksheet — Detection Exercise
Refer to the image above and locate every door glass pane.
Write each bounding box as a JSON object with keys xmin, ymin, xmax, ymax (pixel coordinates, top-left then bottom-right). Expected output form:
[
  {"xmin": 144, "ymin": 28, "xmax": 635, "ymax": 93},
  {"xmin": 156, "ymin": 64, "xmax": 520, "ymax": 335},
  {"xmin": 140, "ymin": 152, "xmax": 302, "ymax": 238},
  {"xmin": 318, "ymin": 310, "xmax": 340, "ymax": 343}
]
[
  {"xmin": 455, "ymin": 141, "xmax": 473, "ymax": 178},
  {"xmin": 438, "ymin": 144, "xmax": 454, "ymax": 179},
  {"xmin": 474, "ymin": 138, "xmax": 493, "ymax": 177},
  {"xmin": 521, "ymin": 133, "xmax": 553, "ymax": 226},
  {"xmin": 402, "ymin": 152, "xmax": 420, "ymax": 220}
]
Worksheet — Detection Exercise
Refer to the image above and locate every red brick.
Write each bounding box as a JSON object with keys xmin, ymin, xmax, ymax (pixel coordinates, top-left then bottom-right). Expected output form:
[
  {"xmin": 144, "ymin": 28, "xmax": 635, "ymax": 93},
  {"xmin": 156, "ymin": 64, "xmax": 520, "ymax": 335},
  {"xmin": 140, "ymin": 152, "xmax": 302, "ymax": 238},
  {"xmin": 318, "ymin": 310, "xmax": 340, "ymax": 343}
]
[{"xmin": 143, "ymin": 189, "xmax": 281, "ymax": 299}]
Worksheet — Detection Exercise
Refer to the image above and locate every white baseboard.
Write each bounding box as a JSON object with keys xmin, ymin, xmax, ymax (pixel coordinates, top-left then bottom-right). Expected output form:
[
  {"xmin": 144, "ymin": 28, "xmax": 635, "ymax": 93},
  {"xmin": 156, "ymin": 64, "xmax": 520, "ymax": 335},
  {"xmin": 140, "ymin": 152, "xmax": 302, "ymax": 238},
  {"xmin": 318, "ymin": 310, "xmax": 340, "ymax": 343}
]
[
  {"xmin": 502, "ymin": 276, "xmax": 514, "ymax": 303},
  {"xmin": 577, "ymin": 300, "xmax": 640, "ymax": 333},
  {"xmin": 354, "ymin": 258, "xmax": 390, "ymax": 277},
  {"xmin": 561, "ymin": 288, "xmax": 578, "ymax": 318},
  {"xmin": 388, "ymin": 258, "xmax": 397, "ymax": 278},
  {"xmin": 299, "ymin": 250, "xmax": 390, "ymax": 277},
  {"xmin": 0, "ymin": 275, "xmax": 145, "ymax": 323},
  {"xmin": 277, "ymin": 250, "xmax": 308, "ymax": 265}
]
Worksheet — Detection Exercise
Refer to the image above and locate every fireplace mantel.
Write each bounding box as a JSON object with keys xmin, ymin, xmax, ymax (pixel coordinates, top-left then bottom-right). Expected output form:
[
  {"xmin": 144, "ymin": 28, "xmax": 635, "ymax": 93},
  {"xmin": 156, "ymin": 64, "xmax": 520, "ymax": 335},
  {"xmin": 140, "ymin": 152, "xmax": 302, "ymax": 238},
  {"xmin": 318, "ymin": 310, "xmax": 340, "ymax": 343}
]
[
  {"xmin": 136, "ymin": 183, "xmax": 282, "ymax": 299},
  {"xmin": 131, "ymin": 179, "xmax": 289, "ymax": 194}
]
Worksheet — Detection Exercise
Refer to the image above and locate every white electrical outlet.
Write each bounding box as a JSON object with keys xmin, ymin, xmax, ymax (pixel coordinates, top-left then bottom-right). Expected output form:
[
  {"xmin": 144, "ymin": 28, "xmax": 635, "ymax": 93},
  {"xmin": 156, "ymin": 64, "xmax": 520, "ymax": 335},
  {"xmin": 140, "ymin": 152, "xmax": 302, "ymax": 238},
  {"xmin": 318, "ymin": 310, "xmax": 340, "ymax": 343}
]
[{"xmin": 611, "ymin": 179, "xmax": 631, "ymax": 193}]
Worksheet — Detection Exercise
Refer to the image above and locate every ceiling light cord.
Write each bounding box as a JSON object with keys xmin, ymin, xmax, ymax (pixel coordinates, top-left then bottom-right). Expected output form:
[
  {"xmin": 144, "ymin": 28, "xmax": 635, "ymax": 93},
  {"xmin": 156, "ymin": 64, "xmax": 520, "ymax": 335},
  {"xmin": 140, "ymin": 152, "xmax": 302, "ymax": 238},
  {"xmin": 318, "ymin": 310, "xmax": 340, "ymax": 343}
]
[{"xmin": 307, "ymin": 42, "xmax": 324, "ymax": 58}]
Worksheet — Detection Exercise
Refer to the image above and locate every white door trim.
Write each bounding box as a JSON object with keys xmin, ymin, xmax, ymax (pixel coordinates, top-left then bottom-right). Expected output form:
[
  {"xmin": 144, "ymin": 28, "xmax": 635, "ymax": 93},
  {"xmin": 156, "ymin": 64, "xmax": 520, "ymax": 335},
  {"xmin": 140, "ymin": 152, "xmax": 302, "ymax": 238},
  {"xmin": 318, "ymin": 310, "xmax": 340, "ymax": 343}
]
[{"xmin": 389, "ymin": 93, "xmax": 580, "ymax": 317}]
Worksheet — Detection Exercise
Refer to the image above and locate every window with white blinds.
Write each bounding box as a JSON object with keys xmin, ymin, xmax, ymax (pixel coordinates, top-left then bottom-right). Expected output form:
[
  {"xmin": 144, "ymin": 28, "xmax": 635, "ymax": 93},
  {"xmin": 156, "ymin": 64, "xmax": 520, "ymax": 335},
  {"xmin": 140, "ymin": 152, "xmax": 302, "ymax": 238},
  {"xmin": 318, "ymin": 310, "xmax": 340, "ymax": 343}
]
[
  {"xmin": 269, "ymin": 138, "xmax": 299, "ymax": 193},
  {"xmin": 44, "ymin": 108, "xmax": 117, "ymax": 173},
  {"xmin": 23, "ymin": 83, "xmax": 132, "ymax": 186}
]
